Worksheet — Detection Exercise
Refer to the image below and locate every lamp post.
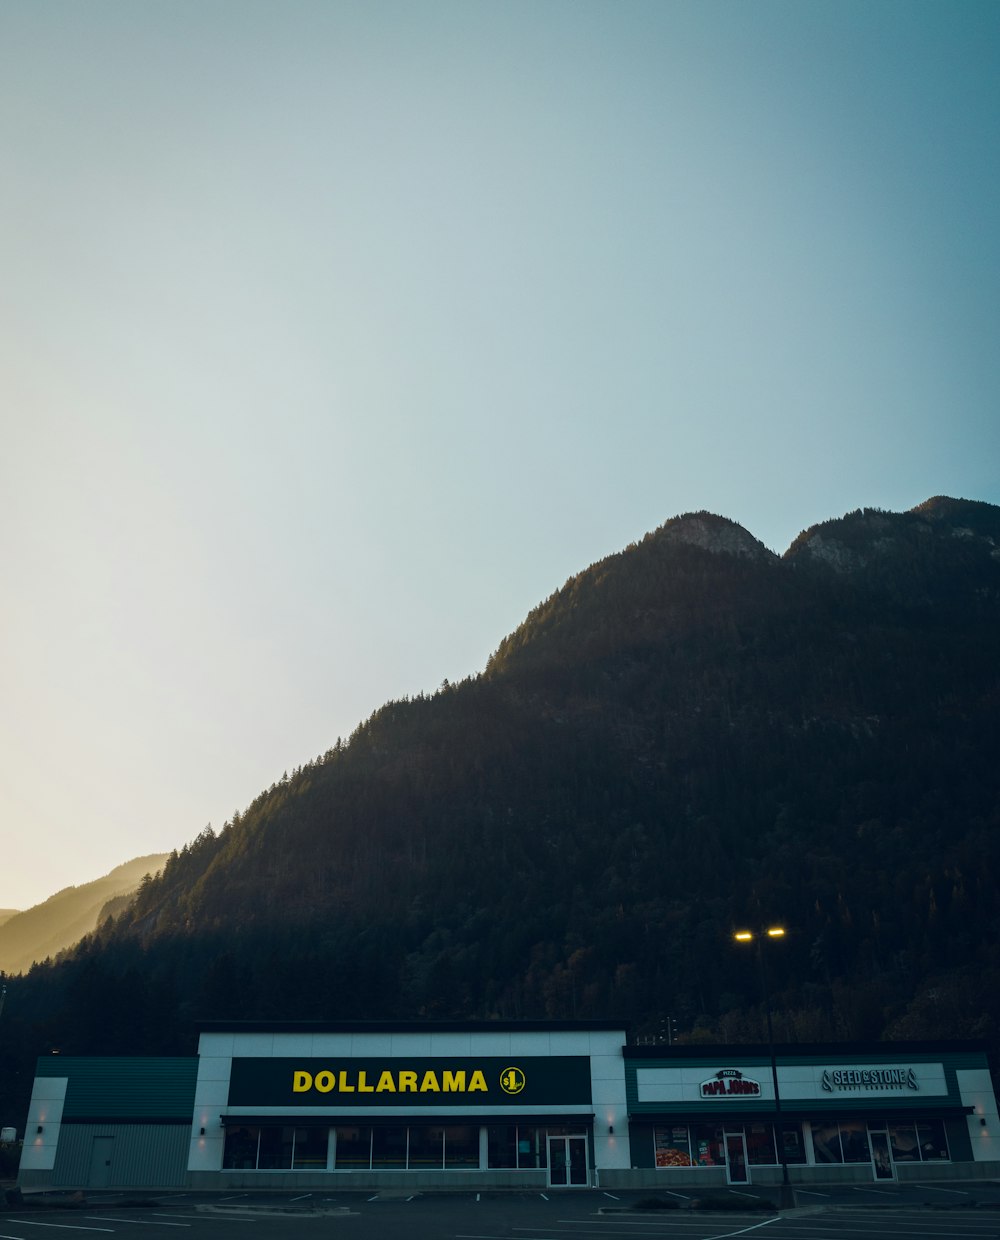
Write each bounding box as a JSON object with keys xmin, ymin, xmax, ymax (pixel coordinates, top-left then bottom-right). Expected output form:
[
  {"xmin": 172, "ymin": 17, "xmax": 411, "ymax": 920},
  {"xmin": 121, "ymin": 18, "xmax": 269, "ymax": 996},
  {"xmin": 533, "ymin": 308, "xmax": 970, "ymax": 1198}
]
[{"xmin": 734, "ymin": 927, "xmax": 792, "ymax": 1203}]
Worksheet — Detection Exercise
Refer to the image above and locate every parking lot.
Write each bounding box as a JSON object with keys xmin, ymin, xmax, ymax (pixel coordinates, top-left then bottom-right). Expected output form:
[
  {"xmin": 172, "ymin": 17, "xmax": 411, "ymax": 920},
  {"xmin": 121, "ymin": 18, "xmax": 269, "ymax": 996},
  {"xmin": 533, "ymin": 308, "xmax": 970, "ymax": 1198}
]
[{"xmin": 4, "ymin": 1182, "xmax": 1000, "ymax": 1240}]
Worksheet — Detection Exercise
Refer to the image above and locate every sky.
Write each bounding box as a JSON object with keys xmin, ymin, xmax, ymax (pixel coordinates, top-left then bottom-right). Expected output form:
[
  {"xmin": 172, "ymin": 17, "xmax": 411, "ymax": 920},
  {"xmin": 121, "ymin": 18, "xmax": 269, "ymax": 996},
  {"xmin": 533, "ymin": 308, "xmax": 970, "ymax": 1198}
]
[{"xmin": 2, "ymin": 0, "xmax": 998, "ymax": 911}]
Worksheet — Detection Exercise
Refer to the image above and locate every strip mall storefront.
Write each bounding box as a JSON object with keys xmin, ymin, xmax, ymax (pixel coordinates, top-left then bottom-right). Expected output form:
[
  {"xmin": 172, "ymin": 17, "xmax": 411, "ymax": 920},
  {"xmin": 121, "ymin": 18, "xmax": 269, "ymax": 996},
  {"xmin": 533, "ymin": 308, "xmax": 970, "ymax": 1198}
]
[
  {"xmin": 17, "ymin": 1027, "xmax": 1000, "ymax": 1191},
  {"xmin": 624, "ymin": 1042, "xmax": 1000, "ymax": 1187},
  {"xmin": 191, "ymin": 1021, "xmax": 629, "ymax": 1189}
]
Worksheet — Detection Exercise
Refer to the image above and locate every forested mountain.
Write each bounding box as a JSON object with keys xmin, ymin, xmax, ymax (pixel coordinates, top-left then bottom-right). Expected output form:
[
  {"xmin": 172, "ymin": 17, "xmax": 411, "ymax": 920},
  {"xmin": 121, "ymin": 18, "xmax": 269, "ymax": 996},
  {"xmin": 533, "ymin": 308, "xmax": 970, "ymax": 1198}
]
[
  {"xmin": 0, "ymin": 855, "xmax": 169, "ymax": 976},
  {"xmin": 2, "ymin": 496, "xmax": 999, "ymax": 1128}
]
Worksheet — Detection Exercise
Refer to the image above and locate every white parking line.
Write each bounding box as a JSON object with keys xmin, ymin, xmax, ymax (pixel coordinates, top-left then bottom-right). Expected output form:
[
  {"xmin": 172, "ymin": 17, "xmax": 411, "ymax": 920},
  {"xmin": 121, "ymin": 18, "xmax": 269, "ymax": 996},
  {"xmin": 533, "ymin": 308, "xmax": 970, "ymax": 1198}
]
[
  {"xmin": 920, "ymin": 1185, "xmax": 970, "ymax": 1195},
  {"xmin": 702, "ymin": 1220, "xmax": 781, "ymax": 1240},
  {"xmin": 152, "ymin": 1214, "xmax": 256, "ymax": 1222},
  {"xmin": 4, "ymin": 1225, "xmax": 114, "ymax": 1234},
  {"xmin": 602, "ymin": 1191, "xmax": 620, "ymax": 1199},
  {"xmin": 86, "ymin": 1219, "xmax": 189, "ymax": 1228}
]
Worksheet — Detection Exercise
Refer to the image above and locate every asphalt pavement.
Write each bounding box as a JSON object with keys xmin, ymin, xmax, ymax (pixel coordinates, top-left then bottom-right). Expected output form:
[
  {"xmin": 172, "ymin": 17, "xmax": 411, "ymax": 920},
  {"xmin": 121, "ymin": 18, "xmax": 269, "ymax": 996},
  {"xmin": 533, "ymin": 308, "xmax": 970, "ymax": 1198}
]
[{"xmin": 4, "ymin": 1181, "xmax": 1000, "ymax": 1240}]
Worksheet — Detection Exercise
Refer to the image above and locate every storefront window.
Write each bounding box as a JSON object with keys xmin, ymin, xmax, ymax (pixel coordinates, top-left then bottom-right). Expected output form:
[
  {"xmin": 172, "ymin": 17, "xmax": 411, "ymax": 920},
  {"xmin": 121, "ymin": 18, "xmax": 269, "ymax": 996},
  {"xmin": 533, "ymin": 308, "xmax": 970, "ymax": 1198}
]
[
  {"xmin": 654, "ymin": 1127, "xmax": 693, "ymax": 1167},
  {"xmin": 257, "ymin": 1125, "xmax": 295, "ymax": 1169},
  {"xmin": 811, "ymin": 1123, "xmax": 843, "ymax": 1163},
  {"xmin": 810, "ymin": 1119, "xmax": 952, "ymax": 1167},
  {"xmin": 653, "ymin": 1125, "xmax": 723, "ymax": 1168},
  {"xmin": 292, "ymin": 1128, "xmax": 328, "ymax": 1170},
  {"xmin": 407, "ymin": 1127, "xmax": 443, "ymax": 1170},
  {"xmin": 779, "ymin": 1125, "xmax": 806, "ymax": 1165},
  {"xmin": 690, "ymin": 1124, "xmax": 724, "ymax": 1167},
  {"xmin": 521, "ymin": 1127, "xmax": 549, "ymax": 1169},
  {"xmin": 223, "ymin": 1125, "xmax": 259, "ymax": 1169},
  {"xmin": 444, "ymin": 1126, "xmax": 480, "ymax": 1169},
  {"xmin": 888, "ymin": 1124, "xmax": 920, "ymax": 1161},
  {"xmin": 839, "ymin": 1121, "xmax": 871, "ymax": 1163},
  {"xmin": 915, "ymin": 1120, "xmax": 949, "ymax": 1160},
  {"xmin": 487, "ymin": 1125, "xmax": 516, "ymax": 1168},
  {"xmin": 372, "ymin": 1126, "xmax": 407, "ymax": 1169},
  {"xmin": 334, "ymin": 1126, "xmax": 372, "ymax": 1170},
  {"xmin": 487, "ymin": 1125, "xmax": 548, "ymax": 1169},
  {"xmin": 224, "ymin": 1125, "xmax": 327, "ymax": 1170},
  {"xmin": 746, "ymin": 1124, "xmax": 776, "ymax": 1166}
]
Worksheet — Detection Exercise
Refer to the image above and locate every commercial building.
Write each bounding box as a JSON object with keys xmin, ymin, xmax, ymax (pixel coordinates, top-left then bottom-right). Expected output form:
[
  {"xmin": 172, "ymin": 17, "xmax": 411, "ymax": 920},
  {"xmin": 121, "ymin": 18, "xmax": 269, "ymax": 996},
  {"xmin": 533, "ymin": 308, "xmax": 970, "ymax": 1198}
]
[{"xmin": 17, "ymin": 1023, "xmax": 1000, "ymax": 1191}]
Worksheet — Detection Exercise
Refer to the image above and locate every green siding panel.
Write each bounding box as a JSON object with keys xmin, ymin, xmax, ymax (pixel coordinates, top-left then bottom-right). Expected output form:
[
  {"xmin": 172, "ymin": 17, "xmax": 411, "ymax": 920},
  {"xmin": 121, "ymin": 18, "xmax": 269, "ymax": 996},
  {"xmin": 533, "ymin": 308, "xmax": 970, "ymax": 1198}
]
[{"xmin": 35, "ymin": 1057, "xmax": 197, "ymax": 1121}]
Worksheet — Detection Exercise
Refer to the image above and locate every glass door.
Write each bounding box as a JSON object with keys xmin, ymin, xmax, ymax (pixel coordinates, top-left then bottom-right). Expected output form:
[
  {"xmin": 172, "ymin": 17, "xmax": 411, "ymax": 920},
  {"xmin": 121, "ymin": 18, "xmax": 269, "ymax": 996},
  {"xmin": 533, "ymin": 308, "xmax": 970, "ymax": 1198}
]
[
  {"xmin": 724, "ymin": 1131, "xmax": 749, "ymax": 1183},
  {"xmin": 869, "ymin": 1130, "xmax": 895, "ymax": 1180},
  {"xmin": 547, "ymin": 1135, "xmax": 589, "ymax": 1187}
]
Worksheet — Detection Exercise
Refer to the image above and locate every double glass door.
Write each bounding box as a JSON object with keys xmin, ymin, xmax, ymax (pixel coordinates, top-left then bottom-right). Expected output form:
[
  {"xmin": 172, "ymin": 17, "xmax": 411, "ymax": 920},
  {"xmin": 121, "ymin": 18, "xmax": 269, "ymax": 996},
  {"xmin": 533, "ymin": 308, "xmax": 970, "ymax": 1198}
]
[{"xmin": 547, "ymin": 1135, "xmax": 589, "ymax": 1186}]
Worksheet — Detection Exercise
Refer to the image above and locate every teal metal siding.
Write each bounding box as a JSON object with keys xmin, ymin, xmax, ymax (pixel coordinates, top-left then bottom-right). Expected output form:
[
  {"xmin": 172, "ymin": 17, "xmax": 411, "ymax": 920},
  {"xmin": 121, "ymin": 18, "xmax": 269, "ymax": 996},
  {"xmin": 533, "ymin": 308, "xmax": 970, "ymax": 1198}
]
[{"xmin": 35, "ymin": 1057, "xmax": 197, "ymax": 1121}]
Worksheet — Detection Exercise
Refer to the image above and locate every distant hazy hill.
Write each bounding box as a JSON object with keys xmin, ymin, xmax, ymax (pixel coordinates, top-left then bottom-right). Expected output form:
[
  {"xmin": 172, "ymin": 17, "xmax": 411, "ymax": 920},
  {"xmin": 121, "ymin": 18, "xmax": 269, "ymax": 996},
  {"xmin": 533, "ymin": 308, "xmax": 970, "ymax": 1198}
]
[
  {"xmin": 2, "ymin": 497, "xmax": 999, "ymax": 1091},
  {"xmin": 0, "ymin": 855, "xmax": 169, "ymax": 974},
  {"xmin": 0, "ymin": 911, "xmax": 17, "ymax": 929}
]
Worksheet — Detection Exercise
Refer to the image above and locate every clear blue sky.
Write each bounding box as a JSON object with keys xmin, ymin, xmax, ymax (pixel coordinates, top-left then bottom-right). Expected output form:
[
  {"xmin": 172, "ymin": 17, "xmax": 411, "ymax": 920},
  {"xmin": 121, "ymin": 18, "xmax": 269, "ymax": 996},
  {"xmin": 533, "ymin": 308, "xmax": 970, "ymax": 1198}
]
[{"xmin": 2, "ymin": 0, "xmax": 998, "ymax": 910}]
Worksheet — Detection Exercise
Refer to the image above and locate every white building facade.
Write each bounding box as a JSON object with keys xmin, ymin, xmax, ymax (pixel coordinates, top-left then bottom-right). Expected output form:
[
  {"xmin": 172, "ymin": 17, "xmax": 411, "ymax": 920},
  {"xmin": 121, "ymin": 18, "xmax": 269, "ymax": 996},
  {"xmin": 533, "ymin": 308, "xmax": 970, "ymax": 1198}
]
[{"xmin": 17, "ymin": 1027, "xmax": 1000, "ymax": 1191}]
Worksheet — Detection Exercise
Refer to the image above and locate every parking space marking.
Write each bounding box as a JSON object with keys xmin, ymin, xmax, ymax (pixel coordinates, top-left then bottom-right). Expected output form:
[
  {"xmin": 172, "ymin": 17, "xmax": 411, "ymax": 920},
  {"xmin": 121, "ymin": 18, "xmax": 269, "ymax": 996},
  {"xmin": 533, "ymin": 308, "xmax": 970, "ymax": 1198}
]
[
  {"xmin": 5, "ymin": 1225, "xmax": 114, "ymax": 1234},
  {"xmin": 85, "ymin": 1219, "xmax": 189, "ymax": 1228},
  {"xmin": 702, "ymin": 1221, "xmax": 781, "ymax": 1240},
  {"xmin": 149, "ymin": 1215, "xmax": 256, "ymax": 1223}
]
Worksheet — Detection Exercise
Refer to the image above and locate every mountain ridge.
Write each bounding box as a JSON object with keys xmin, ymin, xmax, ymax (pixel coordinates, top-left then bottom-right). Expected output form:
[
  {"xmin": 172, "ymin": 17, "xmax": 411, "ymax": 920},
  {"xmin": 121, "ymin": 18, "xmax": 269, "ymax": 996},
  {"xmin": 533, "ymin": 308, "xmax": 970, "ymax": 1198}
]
[
  {"xmin": 0, "ymin": 854, "xmax": 170, "ymax": 975},
  {"xmin": 1, "ymin": 495, "xmax": 998, "ymax": 1126}
]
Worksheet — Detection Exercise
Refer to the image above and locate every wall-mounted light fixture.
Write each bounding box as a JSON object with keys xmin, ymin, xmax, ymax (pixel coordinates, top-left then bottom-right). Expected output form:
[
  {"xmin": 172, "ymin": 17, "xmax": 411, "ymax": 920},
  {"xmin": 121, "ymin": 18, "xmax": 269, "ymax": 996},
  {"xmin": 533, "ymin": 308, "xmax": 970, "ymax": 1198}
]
[
  {"xmin": 37, "ymin": 1125, "xmax": 43, "ymax": 1134},
  {"xmin": 981, "ymin": 1117, "xmax": 988, "ymax": 1127},
  {"xmin": 199, "ymin": 1127, "xmax": 206, "ymax": 1136},
  {"xmin": 608, "ymin": 1124, "xmax": 614, "ymax": 1135}
]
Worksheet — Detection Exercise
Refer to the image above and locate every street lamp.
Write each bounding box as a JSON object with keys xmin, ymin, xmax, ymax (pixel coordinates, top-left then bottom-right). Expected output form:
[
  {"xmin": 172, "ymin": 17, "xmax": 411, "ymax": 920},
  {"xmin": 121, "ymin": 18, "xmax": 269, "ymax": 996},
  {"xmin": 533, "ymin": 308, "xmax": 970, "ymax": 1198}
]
[{"xmin": 734, "ymin": 927, "xmax": 792, "ymax": 1202}]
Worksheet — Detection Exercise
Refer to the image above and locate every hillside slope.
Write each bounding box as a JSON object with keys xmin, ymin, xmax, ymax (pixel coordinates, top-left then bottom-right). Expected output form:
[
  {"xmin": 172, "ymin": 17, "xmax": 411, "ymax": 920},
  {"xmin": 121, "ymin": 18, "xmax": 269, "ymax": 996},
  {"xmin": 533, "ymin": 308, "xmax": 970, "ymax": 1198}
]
[
  {"xmin": 0, "ymin": 854, "xmax": 169, "ymax": 975},
  {"xmin": 2, "ymin": 498, "xmax": 998, "ymax": 1096}
]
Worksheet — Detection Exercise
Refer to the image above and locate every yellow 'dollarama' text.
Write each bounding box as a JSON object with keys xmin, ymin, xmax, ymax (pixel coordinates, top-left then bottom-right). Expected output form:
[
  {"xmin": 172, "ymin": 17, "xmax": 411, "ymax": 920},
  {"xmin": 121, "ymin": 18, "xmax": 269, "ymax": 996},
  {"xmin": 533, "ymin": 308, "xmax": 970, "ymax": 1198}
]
[{"xmin": 292, "ymin": 1068, "xmax": 489, "ymax": 1095}]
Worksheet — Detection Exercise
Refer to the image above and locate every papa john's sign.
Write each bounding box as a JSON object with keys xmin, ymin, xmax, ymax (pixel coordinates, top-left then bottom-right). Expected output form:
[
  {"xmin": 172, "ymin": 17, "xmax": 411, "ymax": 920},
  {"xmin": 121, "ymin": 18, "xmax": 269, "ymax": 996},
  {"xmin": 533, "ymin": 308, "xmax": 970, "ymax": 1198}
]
[{"xmin": 700, "ymin": 1069, "xmax": 763, "ymax": 1099}]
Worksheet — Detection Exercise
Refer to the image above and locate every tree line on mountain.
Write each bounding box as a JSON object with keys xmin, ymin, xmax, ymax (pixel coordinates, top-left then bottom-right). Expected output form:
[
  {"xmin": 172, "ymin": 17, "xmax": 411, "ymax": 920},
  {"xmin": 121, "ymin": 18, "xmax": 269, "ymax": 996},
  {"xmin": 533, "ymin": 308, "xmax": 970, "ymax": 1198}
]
[{"xmin": 1, "ymin": 498, "xmax": 999, "ymax": 1129}]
